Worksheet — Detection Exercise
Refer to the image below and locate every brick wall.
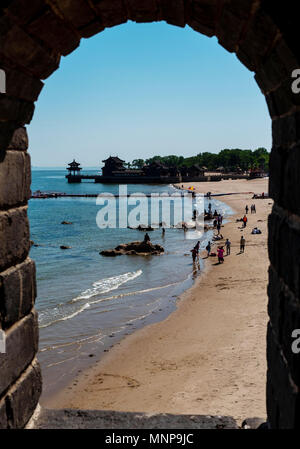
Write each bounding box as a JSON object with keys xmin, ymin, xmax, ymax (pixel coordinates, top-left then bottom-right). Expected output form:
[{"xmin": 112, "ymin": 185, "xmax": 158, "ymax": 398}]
[{"xmin": 0, "ymin": 0, "xmax": 299, "ymax": 428}]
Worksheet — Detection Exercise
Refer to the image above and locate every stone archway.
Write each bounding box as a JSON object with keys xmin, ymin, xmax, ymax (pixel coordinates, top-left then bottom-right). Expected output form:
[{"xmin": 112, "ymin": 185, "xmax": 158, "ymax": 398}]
[{"xmin": 0, "ymin": 0, "xmax": 299, "ymax": 429}]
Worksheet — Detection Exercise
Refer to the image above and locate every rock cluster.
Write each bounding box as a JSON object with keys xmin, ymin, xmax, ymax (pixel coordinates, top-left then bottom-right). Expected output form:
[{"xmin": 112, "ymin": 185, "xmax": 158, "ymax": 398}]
[{"xmin": 100, "ymin": 241, "xmax": 164, "ymax": 257}]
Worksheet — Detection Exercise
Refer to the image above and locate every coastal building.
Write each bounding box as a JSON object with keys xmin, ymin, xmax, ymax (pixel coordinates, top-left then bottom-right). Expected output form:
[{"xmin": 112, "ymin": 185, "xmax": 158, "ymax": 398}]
[
  {"xmin": 142, "ymin": 160, "xmax": 170, "ymax": 177},
  {"xmin": 101, "ymin": 156, "xmax": 126, "ymax": 176}
]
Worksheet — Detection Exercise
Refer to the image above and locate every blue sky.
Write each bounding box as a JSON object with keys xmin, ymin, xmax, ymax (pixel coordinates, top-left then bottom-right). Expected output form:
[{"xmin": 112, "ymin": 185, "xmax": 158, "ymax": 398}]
[{"xmin": 29, "ymin": 21, "xmax": 271, "ymax": 167}]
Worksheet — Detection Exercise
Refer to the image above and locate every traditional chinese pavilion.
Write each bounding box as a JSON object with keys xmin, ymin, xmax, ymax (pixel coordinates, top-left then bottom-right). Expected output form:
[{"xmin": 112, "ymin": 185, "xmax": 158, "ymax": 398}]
[{"xmin": 67, "ymin": 159, "xmax": 82, "ymax": 176}]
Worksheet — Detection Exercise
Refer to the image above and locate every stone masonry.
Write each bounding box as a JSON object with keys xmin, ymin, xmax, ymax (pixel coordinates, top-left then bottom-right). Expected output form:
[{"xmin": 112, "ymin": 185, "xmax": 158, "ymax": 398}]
[{"xmin": 0, "ymin": 0, "xmax": 300, "ymax": 428}]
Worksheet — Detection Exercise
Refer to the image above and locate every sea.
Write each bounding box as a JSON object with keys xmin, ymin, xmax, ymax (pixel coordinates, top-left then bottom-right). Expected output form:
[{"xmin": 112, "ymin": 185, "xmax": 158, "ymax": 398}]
[{"xmin": 29, "ymin": 169, "xmax": 233, "ymax": 400}]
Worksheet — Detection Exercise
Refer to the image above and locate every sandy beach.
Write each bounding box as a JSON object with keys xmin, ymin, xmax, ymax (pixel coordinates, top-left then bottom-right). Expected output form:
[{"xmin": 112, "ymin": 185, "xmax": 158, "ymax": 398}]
[{"xmin": 45, "ymin": 178, "xmax": 271, "ymax": 425}]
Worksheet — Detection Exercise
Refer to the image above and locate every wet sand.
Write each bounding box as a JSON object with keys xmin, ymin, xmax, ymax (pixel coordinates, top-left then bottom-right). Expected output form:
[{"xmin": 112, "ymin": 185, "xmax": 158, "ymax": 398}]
[{"xmin": 45, "ymin": 178, "xmax": 271, "ymax": 425}]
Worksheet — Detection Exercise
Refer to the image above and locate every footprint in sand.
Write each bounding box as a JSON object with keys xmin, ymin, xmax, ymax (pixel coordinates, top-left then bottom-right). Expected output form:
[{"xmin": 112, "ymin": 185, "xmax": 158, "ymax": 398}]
[{"xmin": 89, "ymin": 373, "xmax": 140, "ymax": 392}]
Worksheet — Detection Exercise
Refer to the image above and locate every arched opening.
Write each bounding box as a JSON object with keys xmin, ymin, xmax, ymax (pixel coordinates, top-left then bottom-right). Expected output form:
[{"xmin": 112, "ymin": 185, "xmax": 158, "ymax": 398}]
[{"xmin": 0, "ymin": 0, "xmax": 299, "ymax": 429}]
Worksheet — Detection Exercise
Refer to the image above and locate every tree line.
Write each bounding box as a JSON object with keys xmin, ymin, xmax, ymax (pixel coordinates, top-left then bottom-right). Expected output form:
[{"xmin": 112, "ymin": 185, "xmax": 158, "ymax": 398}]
[{"xmin": 129, "ymin": 148, "xmax": 269, "ymax": 172}]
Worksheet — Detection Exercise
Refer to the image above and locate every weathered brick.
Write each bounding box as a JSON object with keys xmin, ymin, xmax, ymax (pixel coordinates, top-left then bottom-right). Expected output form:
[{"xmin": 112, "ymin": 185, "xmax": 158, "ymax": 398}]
[
  {"xmin": 53, "ymin": 0, "xmax": 96, "ymax": 29},
  {"xmin": 0, "ymin": 206, "xmax": 30, "ymax": 272},
  {"xmin": 0, "ymin": 122, "xmax": 17, "ymax": 153},
  {"xmin": 5, "ymin": 66, "xmax": 44, "ymax": 102},
  {"xmin": 266, "ymin": 77, "xmax": 300, "ymax": 118},
  {"xmin": 0, "ymin": 311, "xmax": 38, "ymax": 396},
  {"xmin": 272, "ymin": 115, "xmax": 298, "ymax": 150},
  {"xmin": 187, "ymin": 0, "xmax": 220, "ymax": 37},
  {"xmin": 217, "ymin": 6, "xmax": 245, "ymax": 53},
  {"xmin": 0, "ymin": 258, "xmax": 36, "ymax": 329},
  {"xmin": 282, "ymin": 146, "xmax": 300, "ymax": 215},
  {"xmin": 268, "ymin": 205, "xmax": 300, "ymax": 295},
  {"xmin": 7, "ymin": 126, "xmax": 28, "ymax": 151},
  {"xmin": 255, "ymin": 48, "xmax": 290, "ymax": 95},
  {"xmin": 0, "ymin": 20, "xmax": 60, "ymax": 79},
  {"xmin": 91, "ymin": 0, "xmax": 127, "ymax": 28},
  {"xmin": 79, "ymin": 19, "xmax": 104, "ymax": 38},
  {"xmin": 0, "ymin": 150, "xmax": 31, "ymax": 208},
  {"xmin": 126, "ymin": 0, "xmax": 159, "ymax": 23},
  {"xmin": 268, "ymin": 265, "xmax": 300, "ymax": 387},
  {"xmin": 0, "ymin": 398, "xmax": 7, "ymax": 429},
  {"xmin": 159, "ymin": 0, "xmax": 185, "ymax": 27},
  {"xmin": 5, "ymin": 0, "xmax": 46, "ymax": 25},
  {"xmin": 237, "ymin": 8, "xmax": 279, "ymax": 72},
  {"xmin": 27, "ymin": 9, "xmax": 80, "ymax": 56},
  {"xmin": 269, "ymin": 146, "xmax": 288, "ymax": 205},
  {"xmin": 267, "ymin": 322, "xmax": 300, "ymax": 428},
  {"xmin": 5, "ymin": 358, "xmax": 41, "ymax": 429},
  {"xmin": 0, "ymin": 97, "xmax": 34, "ymax": 125}
]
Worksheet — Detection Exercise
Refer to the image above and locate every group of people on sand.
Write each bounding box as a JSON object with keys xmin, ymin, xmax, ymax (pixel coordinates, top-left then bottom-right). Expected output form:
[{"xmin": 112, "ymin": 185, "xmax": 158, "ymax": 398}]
[
  {"xmin": 190, "ymin": 202, "xmax": 254, "ymax": 264},
  {"xmin": 213, "ymin": 213, "xmax": 223, "ymax": 235}
]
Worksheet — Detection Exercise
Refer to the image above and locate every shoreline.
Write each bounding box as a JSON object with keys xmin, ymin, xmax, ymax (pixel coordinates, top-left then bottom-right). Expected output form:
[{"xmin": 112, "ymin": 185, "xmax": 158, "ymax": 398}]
[{"xmin": 44, "ymin": 178, "xmax": 271, "ymax": 425}]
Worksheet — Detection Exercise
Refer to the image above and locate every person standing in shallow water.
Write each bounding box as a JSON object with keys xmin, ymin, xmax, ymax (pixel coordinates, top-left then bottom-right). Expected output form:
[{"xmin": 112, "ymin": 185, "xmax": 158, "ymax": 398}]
[
  {"xmin": 191, "ymin": 247, "xmax": 198, "ymax": 262},
  {"xmin": 194, "ymin": 241, "xmax": 200, "ymax": 257},
  {"xmin": 240, "ymin": 236, "xmax": 246, "ymax": 253},
  {"xmin": 144, "ymin": 232, "xmax": 150, "ymax": 243}
]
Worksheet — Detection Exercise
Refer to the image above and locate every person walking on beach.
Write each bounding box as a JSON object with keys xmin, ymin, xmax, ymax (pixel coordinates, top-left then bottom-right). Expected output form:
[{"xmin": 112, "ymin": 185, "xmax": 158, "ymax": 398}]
[
  {"xmin": 240, "ymin": 236, "xmax": 246, "ymax": 253},
  {"xmin": 252, "ymin": 204, "xmax": 256, "ymax": 214},
  {"xmin": 217, "ymin": 222, "xmax": 221, "ymax": 235},
  {"xmin": 191, "ymin": 247, "xmax": 198, "ymax": 262},
  {"xmin": 217, "ymin": 246, "xmax": 224, "ymax": 264},
  {"xmin": 242, "ymin": 215, "xmax": 248, "ymax": 228},
  {"xmin": 225, "ymin": 238, "xmax": 231, "ymax": 255},
  {"xmin": 245, "ymin": 205, "xmax": 249, "ymax": 214},
  {"xmin": 206, "ymin": 241, "xmax": 211, "ymax": 257}
]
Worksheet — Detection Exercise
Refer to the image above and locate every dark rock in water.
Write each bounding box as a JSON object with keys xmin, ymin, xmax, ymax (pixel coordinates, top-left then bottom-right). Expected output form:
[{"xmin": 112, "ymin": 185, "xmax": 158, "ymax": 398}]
[
  {"xmin": 100, "ymin": 241, "xmax": 164, "ymax": 257},
  {"xmin": 60, "ymin": 245, "xmax": 71, "ymax": 250},
  {"xmin": 61, "ymin": 221, "xmax": 73, "ymax": 225}
]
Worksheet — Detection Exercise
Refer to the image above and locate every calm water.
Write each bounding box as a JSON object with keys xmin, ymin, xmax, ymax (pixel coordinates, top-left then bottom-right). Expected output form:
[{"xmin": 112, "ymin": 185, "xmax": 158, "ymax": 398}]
[{"xmin": 29, "ymin": 169, "xmax": 233, "ymax": 399}]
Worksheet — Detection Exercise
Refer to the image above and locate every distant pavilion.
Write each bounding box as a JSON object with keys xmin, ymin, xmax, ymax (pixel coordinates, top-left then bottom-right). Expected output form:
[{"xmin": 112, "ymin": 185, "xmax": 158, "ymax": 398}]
[{"xmin": 67, "ymin": 159, "xmax": 82, "ymax": 176}]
